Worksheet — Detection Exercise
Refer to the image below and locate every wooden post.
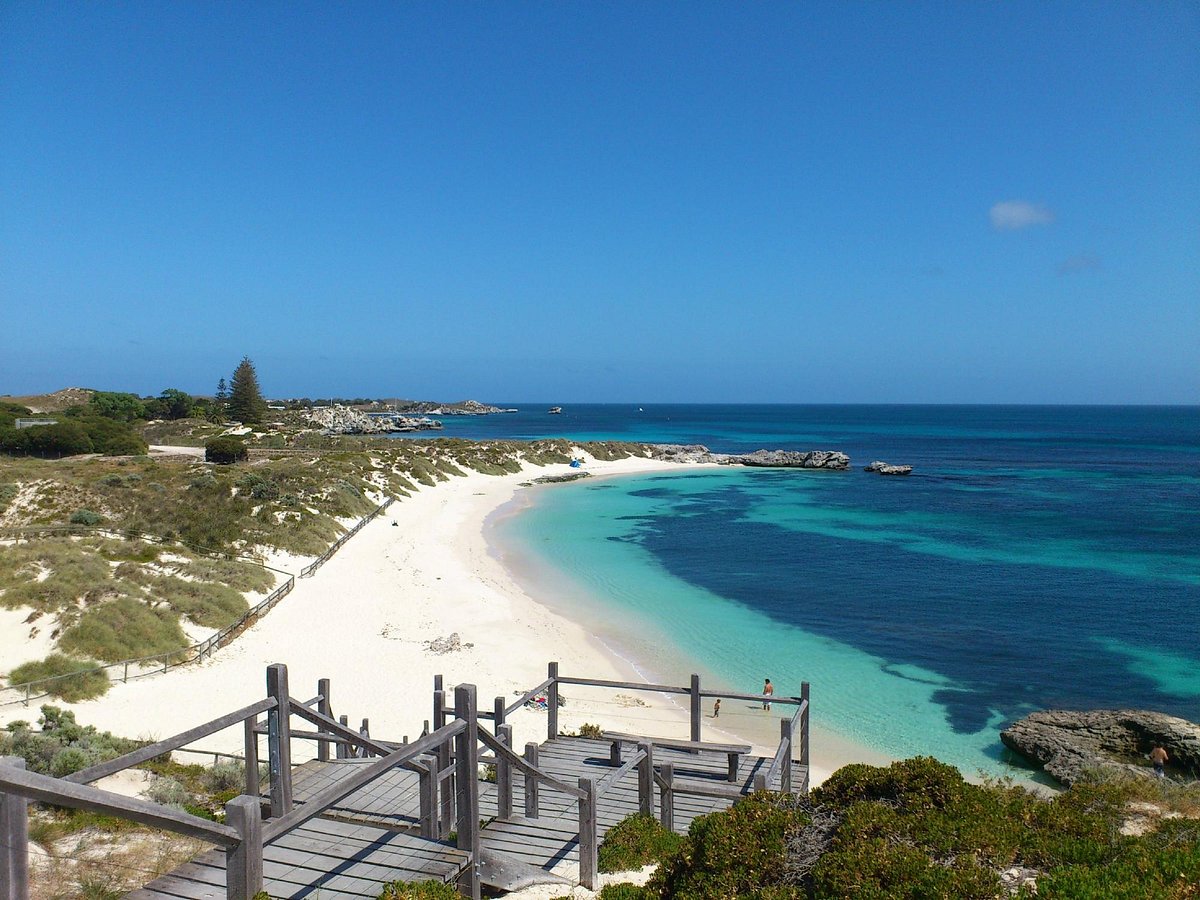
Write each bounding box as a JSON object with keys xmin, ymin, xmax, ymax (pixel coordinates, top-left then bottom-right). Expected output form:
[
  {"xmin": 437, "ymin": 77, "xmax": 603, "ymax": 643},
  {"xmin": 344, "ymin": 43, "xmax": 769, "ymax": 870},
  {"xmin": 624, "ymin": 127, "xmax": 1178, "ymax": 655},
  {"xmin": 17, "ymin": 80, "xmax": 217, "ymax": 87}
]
[
  {"xmin": 454, "ymin": 684, "xmax": 481, "ymax": 900},
  {"xmin": 637, "ymin": 741, "xmax": 654, "ymax": 817},
  {"xmin": 493, "ymin": 696, "xmax": 506, "ymax": 729},
  {"xmin": 225, "ymin": 794, "xmax": 263, "ymax": 900},
  {"xmin": 658, "ymin": 763, "xmax": 674, "ymax": 832},
  {"xmin": 546, "ymin": 661, "xmax": 559, "ymax": 741},
  {"xmin": 497, "ymin": 724, "xmax": 513, "ymax": 820},
  {"xmin": 359, "ymin": 718, "xmax": 370, "ymax": 758},
  {"xmin": 578, "ymin": 777, "xmax": 598, "ymax": 890},
  {"xmin": 243, "ymin": 717, "xmax": 259, "ymax": 798},
  {"xmin": 754, "ymin": 770, "xmax": 768, "ymax": 792},
  {"xmin": 265, "ymin": 663, "xmax": 292, "ymax": 817},
  {"xmin": 418, "ymin": 756, "xmax": 437, "ymax": 839},
  {"xmin": 1, "ymin": 756, "xmax": 29, "ymax": 900},
  {"xmin": 781, "ymin": 717, "xmax": 792, "ymax": 794},
  {"xmin": 524, "ymin": 743, "xmax": 539, "ymax": 818},
  {"xmin": 800, "ymin": 682, "xmax": 811, "ymax": 771},
  {"xmin": 317, "ymin": 678, "xmax": 331, "ymax": 762},
  {"xmin": 336, "ymin": 715, "xmax": 350, "ymax": 759},
  {"xmin": 690, "ymin": 674, "xmax": 701, "ymax": 744},
  {"xmin": 610, "ymin": 739, "xmax": 622, "ymax": 767},
  {"xmin": 434, "ymin": 686, "xmax": 453, "ymax": 833}
]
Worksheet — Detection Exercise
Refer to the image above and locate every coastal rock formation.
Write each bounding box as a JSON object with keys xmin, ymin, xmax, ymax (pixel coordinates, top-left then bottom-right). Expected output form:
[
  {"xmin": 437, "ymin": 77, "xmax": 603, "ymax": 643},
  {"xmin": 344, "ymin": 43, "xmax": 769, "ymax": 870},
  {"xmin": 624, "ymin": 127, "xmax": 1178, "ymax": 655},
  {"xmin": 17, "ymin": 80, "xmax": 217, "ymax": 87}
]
[
  {"xmin": 308, "ymin": 405, "xmax": 442, "ymax": 434},
  {"xmin": 1001, "ymin": 709, "xmax": 1200, "ymax": 786},
  {"xmin": 645, "ymin": 445, "xmax": 851, "ymax": 469},
  {"xmin": 395, "ymin": 399, "xmax": 516, "ymax": 415},
  {"xmin": 864, "ymin": 461, "xmax": 913, "ymax": 475},
  {"xmin": 730, "ymin": 449, "xmax": 851, "ymax": 470}
]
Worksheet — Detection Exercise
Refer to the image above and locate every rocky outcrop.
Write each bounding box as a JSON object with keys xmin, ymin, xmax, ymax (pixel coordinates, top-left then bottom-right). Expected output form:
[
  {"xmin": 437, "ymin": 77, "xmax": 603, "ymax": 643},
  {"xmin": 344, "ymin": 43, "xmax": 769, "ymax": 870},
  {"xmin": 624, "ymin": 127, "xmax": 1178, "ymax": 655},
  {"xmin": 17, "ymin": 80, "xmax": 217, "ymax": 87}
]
[
  {"xmin": 864, "ymin": 461, "xmax": 913, "ymax": 475},
  {"xmin": 1001, "ymin": 709, "xmax": 1200, "ymax": 786},
  {"xmin": 395, "ymin": 399, "xmax": 516, "ymax": 415},
  {"xmin": 729, "ymin": 449, "xmax": 851, "ymax": 470},
  {"xmin": 308, "ymin": 405, "xmax": 442, "ymax": 434},
  {"xmin": 645, "ymin": 445, "xmax": 851, "ymax": 469}
]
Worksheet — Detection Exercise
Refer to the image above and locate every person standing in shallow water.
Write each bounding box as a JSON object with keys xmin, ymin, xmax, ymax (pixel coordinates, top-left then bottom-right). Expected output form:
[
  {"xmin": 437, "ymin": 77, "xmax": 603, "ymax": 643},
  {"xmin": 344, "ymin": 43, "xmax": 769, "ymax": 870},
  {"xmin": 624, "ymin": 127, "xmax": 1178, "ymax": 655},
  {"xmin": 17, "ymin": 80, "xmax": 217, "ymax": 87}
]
[
  {"xmin": 762, "ymin": 678, "xmax": 774, "ymax": 710},
  {"xmin": 1150, "ymin": 745, "xmax": 1169, "ymax": 778}
]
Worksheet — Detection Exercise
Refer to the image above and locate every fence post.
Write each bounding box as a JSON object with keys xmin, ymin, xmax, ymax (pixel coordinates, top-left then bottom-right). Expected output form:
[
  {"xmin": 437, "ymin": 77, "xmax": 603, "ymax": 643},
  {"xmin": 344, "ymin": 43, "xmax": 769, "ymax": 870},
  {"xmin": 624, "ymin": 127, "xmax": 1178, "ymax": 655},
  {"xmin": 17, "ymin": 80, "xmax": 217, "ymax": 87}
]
[
  {"xmin": 493, "ymin": 696, "xmax": 506, "ymax": 729},
  {"xmin": 418, "ymin": 756, "xmax": 436, "ymax": 839},
  {"xmin": 454, "ymin": 684, "xmax": 481, "ymax": 900},
  {"xmin": 337, "ymin": 716, "xmax": 350, "ymax": 759},
  {"xmin": 754, "ymin": 770, "xmax": 768, "ymax": 792},
  {"xmin": 658, "ymin": 763, "xmax": 674, "ymax": 832},
  {"xmin": 781, "ymin": 717, "xmax": 792, "ymax": 794},
  {"xmin": 243, "ymin": 717, "xmax": 259, "ymax": 798},
  {"xmin": 317, "ymin": 678, "xmax": 331, "ymax": 762},
  {"xmin": 359, "ymin": 719, "xmax": 370, "ymax": 758},
  {"xmin": 434, "ymin": 679, "xmax": 453, "ymax": 833},
  {"xmin": 524, "ymin": 742, "xmax": 539, "ymax": 818},
  {"xmin": 578, "ymin": 776, "xmax": 598, "ymax": 890},
  {"xmin": 690, "ymin": 674, "xmax": 702, "ymax": 744},
  {"xmin": 800, "ymin": 682, "xmax": 811, "ymax": 771},
  {"xmin": 497, "ymin": 723, "xmax": 513, "ymax": 820},
  {"xmin": 1, "ymin": 757, "xmax": 29, "ymax": 900},
  {"xmin": 546, "ymin": 661, "xmax": 559, "ymax": 741},
  {"xmin": 637, "ymin": 741, "xmax": 654, "ymax": 817},
  {"xmin": 225, "ymin": 794, "xmax": 263, "ymax": 900},
  {"xmin": 266, "ymin": 663, "xmax": 293, "ymax": 817}
]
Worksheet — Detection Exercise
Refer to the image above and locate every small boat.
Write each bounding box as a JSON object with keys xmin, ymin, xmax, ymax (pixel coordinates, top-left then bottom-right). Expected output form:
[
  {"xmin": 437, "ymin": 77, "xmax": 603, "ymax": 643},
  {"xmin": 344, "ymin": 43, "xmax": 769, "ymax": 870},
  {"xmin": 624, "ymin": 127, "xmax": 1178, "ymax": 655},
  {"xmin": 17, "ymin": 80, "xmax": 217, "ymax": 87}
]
[{"xmin": 548, "ymin": 406, "xmax": 562, "ymax": 414}]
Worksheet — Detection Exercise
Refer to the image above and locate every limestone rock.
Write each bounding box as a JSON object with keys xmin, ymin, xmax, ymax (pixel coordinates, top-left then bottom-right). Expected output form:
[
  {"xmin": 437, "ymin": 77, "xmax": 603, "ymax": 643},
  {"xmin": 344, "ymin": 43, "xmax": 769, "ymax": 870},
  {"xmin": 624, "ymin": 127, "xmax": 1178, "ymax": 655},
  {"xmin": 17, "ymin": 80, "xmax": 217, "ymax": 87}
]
[
  {"xmin": 730, "ymin": 449, "xmax": 851, "ymax": 470},
  {"xmin": 1000, "ymin": 709, "xmax": 1200, "ymax": 786},
  {"xmin": 864, "ymin": 461, "xmax": 914, "ymax": 475},
  {"xmin": 308, "ymin": 405, "xmax": 442, "ymax": 434}
]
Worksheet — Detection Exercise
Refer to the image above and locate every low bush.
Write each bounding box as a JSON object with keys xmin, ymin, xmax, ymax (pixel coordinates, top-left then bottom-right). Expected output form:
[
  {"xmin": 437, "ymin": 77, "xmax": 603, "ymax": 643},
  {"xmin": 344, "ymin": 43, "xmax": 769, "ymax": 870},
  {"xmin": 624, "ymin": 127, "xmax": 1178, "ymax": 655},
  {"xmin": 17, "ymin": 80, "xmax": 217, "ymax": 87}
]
[
  {"xmin": 579, "ymin": 722, "xmax": 604, "ymax": 739},
  {"xmin": 647, "ymin": 793, "xmax": 809, "ymax": 898},
  {"xmin": 70, "ymin": 509, "xmax": 104, "ymax": 526},
  {"xmin": 0, "ymin": 706, "xmax": 137, "ymax": 775},
  {"xmin": 377, "ymin": 881, "xmax": 460, "ymax": 899},
  {"xmin": 599, "ymin": 814, "xmax": 685, "ymax": 873},
  {"xmin": 6, "ymin": 655, "xmax": 110, "ymax": 701},
  {"xmin": 205, "ymin": 436, "xmax": 248, "ymax": 464}
]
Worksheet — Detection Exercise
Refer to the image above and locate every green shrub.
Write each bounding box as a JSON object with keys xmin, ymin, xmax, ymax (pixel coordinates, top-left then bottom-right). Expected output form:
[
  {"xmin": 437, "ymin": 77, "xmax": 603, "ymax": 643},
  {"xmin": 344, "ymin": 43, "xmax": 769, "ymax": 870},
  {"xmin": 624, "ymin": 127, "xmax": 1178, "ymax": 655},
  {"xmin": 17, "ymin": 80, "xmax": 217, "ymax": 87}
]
[
  {"xmin": 579, "ymin": 722, "xmax": 604, "ymax": 739},
  {"xmin": 0, "ymin": 706, "xmax": 137, "ymax": 775},
  {"xmin": 58, "ymin": 596, "xmax": 188, "ymax": 663},
  {"xmin": 6, "ymin": 654, "xmax": 110, "ymax": 701},
  {"xmin": 1, "ymin": 421, "xmax": 94, "ymax": 457},
  {"xmin": 70, "ymin": 508, "xmax": 104, "ymax": 525},
  {"xmin": 598, "ymin": 884, "xmax": 649, "ymax": 899},
  {"xmin": 145, "ymin": 776, "xmax": 192, "ymax": 808},
  {"xmin": 599, "ymin": 814, "xmax": 685, "ymax": 873},
  {"xmin": 376, "ymin": 880, "xmax": 460, "ymax": 899},
  {"xmin": 648, "ymin": 793, "xmax": 809, "ymax": 898},
  {"xmin": 237, "ymin": 472, "xmax": 279, "ymax": 500},
  {"xmin": 205, "ymin": 436, "xmax": 248, "ymax": 464},
  {"xmin": 49, "ymin": 746, "xmax": 93, "ymax": 777}
]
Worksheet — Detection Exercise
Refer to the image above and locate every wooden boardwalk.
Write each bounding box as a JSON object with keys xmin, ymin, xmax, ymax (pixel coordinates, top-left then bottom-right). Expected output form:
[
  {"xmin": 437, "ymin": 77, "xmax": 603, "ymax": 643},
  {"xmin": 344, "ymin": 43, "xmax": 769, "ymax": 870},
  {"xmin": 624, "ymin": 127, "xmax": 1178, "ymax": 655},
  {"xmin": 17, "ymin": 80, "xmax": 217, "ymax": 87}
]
[
  {"xmin": 286, "ymin": 736, "xmax": 807, "ymax": 883},
  {"xmin": 126, "ymin": 817, "xmax": 468, "ymax": 900}
]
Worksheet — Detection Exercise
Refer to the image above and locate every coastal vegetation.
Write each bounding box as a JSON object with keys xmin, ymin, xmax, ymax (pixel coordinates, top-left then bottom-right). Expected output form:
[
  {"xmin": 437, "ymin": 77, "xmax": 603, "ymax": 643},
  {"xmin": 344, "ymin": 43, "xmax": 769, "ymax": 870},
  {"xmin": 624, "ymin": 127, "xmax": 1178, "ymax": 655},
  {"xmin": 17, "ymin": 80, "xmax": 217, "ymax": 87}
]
[{"xmin": 586, "ymin": 757, "xmax": 1200, "ymax": 899}]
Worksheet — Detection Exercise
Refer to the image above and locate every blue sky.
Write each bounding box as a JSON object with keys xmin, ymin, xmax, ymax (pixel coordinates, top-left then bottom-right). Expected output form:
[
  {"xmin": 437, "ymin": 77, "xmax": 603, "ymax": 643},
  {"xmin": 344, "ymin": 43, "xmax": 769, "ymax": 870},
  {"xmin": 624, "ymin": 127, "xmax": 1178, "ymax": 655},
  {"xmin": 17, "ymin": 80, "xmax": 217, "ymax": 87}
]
[{"xmin": 2, "ymin": 2, "xmax": 1197, "ymax": 403}]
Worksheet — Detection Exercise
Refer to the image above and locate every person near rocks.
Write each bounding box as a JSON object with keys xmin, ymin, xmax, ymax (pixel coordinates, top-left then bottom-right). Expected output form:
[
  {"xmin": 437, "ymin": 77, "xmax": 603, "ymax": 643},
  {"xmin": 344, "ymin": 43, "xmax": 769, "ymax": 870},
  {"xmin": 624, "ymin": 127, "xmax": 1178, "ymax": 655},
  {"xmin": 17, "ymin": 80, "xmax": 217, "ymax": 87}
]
[
  {"xmin": 762, "ymin": 678, "xmax": 774, "ymax": 710},
  {"xmin": 1150, "ymin": 744, "xmax": 1169, "ymax": 778}
]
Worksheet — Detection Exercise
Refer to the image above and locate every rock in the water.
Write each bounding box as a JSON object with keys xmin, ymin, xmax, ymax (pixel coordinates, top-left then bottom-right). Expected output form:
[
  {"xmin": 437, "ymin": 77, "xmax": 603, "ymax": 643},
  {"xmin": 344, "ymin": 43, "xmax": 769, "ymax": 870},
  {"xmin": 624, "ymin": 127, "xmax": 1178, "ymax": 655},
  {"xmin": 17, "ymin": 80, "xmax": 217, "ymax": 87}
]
[
  {"xmin": 730, "ymin": 449, "xmax": 851, "ymax": 469},
  {"xmin": 1000, "ymin": 709, "xmax": 1200, "ymax": 786},
  {"xmin": 864, "ymin": 460, "xmax": 913, "ymax": 475},
  {"xmin": 308, "ymin": 404, "xmax": 442, "ymax": 434}
]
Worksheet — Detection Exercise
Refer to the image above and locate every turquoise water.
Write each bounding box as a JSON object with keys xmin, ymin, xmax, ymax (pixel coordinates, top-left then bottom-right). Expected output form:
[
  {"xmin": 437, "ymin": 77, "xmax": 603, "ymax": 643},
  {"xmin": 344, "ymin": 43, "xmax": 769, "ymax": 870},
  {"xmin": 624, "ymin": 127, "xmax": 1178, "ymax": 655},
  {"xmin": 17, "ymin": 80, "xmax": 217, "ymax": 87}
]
[{"xmin": 475, "ymin": 406, "xmax": 1200, "ymax": 776}]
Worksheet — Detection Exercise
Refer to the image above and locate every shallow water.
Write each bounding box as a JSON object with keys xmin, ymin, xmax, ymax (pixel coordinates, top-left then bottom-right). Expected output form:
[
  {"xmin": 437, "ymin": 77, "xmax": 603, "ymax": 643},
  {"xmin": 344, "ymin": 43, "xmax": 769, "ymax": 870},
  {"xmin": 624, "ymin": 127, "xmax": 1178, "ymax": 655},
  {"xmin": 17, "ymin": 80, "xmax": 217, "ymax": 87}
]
[{"xmin": 446, "ymin": 405, "xmax": 1200, "ymax": 774}]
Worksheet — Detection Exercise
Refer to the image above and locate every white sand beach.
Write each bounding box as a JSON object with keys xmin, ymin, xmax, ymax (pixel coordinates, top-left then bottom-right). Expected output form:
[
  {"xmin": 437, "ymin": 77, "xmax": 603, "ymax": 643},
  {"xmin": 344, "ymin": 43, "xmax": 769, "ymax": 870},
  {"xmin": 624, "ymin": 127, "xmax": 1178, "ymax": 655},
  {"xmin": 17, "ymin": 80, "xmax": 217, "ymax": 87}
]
[{"xmin": 1, "ymin": 452, "xmax": 874, "ymax": 784}]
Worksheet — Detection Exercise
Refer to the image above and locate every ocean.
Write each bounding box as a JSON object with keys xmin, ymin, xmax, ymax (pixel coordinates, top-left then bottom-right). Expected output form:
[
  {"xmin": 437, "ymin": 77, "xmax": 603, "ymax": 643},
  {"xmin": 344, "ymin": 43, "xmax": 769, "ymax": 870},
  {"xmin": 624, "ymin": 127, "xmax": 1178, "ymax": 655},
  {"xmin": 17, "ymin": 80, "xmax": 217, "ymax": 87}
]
[{"xmin": 398, "ymin": 405, "xmax": 1200, "ymax": 776}]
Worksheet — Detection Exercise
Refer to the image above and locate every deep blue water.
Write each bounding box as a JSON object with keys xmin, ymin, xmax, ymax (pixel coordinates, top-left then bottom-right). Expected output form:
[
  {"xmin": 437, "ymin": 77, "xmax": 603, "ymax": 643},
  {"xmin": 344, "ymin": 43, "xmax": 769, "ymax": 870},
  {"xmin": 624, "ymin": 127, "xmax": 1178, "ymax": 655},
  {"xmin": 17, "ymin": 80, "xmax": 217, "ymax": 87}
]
[{"xmin": 402, "ymin": 405, "xmax": 1200, "ymax": 772}]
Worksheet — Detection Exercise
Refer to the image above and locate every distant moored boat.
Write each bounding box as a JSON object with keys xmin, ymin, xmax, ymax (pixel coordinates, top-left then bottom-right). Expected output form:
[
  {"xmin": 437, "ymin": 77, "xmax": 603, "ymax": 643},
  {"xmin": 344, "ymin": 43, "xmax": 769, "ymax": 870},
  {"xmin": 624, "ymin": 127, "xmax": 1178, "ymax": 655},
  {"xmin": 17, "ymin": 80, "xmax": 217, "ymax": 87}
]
[{"xmin": 548, "ymin": 406, "xmax": 563, "ymax": 414}]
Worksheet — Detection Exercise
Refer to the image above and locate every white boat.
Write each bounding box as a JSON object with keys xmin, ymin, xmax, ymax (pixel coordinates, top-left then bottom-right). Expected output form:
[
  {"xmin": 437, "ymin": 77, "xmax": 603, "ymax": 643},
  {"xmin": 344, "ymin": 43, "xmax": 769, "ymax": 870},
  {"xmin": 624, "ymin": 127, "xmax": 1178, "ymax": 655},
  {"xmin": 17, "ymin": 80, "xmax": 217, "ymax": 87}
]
[{"xmin": 548, "ymin": 407, "xmax": 562, "ymax": 414}]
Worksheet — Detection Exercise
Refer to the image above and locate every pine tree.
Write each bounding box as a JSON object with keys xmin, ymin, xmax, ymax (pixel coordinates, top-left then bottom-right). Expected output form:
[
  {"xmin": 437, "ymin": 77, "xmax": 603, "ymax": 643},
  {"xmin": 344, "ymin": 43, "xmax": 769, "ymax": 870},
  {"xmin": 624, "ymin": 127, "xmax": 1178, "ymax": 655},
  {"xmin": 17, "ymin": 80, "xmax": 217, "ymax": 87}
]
[
  {"xmin": 227, "ymin": 357, "xmax": 268, "ymax": 424},
  {"xmin": 215, "ymin": 377, "xmax": 229, "ymax": 402}
]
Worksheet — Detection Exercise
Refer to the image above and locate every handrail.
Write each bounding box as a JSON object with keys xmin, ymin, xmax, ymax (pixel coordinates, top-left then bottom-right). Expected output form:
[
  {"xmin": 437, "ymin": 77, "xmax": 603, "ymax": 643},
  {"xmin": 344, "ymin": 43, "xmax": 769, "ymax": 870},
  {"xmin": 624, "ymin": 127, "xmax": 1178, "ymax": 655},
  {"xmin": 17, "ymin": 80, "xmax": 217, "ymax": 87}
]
[
  {"xmin": 698, "ymin": 689, "xmax": 805, "ymax": 706},
  {"xmin": 504, "ymin": 677, "xmax": 554, "ymax": 717},
  {"xmin": 788, "ymin": 698, "xmax": 809, "ymax": 728},
  {"xmin": 760, "ymin": 736, "xmax": 790, "ymax": 788},
  {"xmin": 262, "ymin": 720, "xmax": 464, "ymax": 843},
  {"xmin": 0, "ymin": 762, "xmax": 239, "ymax": 847},
  {"xmin": 556, "ymin": 676, "xmax": 690, "ymax": 695},
  {"xmin": 289, "ymin": 701, "xmax": 427, "ymax": 773},
  {"xmin": 594, "ymin": 748, "xmax": 645, "ymax": 798},
  {"xmin": 65, "ymin": 697, "xmax": 277, "ymax": 784},
  {"xmin": 299, "ymin": 497, "xmax": 393, "ymax": 577},
  {"xmin": 477, "ymin": 726, "xmax": 585, "ymax": 800}
]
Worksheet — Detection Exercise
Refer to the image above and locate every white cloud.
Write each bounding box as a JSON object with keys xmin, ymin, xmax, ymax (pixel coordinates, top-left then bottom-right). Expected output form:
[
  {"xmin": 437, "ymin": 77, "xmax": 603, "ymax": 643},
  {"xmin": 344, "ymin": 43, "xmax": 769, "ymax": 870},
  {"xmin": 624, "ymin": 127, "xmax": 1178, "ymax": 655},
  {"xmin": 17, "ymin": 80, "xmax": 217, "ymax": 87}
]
[{"xmin": 989, "ymin": 200, "xmax": 1056, "ymax": 230}]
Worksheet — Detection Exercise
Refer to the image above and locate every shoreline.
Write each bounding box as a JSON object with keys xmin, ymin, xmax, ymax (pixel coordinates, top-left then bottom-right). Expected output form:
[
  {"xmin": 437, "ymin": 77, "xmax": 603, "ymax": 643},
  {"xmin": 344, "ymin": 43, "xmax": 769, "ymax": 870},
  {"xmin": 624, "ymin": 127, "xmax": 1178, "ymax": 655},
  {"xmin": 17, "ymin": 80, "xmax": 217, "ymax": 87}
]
[{"xmin": 0, "ymin": 452, "xmax": 887, "ymax": 784}]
